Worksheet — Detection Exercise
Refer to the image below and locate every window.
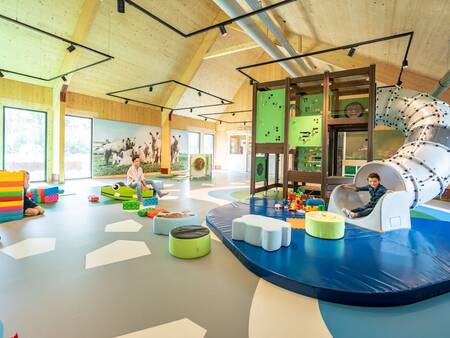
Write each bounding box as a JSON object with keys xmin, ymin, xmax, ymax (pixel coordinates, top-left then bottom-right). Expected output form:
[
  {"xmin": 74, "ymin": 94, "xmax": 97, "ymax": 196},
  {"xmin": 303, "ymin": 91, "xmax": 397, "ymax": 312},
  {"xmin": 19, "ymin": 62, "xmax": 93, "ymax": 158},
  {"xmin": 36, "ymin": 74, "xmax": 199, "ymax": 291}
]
[
  {"xmin": 64, "ymin": 115, "xmax": 92, "ymax": 179},
  {"xmin": 229, "ymin": 135, "xmax": 246, "ymax": 154},
  {"xmin": 3, "ymin": 107, "xmax": 47, "ymax": 181},
  {"xmin": 188, "ymin": 132, "xmax": 200, "ymax": 154},
  {"xmin": 203, "ymin": 134, "xmax": 214, "ymax": 155}
]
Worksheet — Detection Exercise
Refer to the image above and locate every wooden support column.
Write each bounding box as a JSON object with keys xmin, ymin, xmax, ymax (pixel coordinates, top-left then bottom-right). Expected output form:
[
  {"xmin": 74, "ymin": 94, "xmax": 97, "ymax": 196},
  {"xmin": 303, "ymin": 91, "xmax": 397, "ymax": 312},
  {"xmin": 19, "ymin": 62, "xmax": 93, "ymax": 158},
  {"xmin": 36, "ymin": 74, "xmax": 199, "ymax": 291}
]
[
  {"xmin": 282, "ymin": 77, "xmax": 291, "ymax": 200},
  {"xmin": 321, "ymin": 72, "xmax": 330, "ymax": 198},
  {"xmin": 264, "ymin": 153, "xmax": 269, "ymax": 192},
  {"xmin": 250, "ymin": 83, "xmax": 258, "ymax": 196},
  {"xmin": 274, "ymin": 153, "xmax": 280, "ymax": 188},
  {"xmin": 367, "ymin": 64, "xmax": 376, "ymax": 162}
]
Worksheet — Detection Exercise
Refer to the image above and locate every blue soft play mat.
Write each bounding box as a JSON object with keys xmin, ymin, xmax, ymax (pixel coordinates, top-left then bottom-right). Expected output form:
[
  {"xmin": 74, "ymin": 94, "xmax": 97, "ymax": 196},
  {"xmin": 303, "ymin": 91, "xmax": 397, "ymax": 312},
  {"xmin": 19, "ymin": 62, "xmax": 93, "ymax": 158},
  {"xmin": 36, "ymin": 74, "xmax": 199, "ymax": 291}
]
[{"xmin": 206, "ymin": 198, "xmax": 450, "ymax": 306}]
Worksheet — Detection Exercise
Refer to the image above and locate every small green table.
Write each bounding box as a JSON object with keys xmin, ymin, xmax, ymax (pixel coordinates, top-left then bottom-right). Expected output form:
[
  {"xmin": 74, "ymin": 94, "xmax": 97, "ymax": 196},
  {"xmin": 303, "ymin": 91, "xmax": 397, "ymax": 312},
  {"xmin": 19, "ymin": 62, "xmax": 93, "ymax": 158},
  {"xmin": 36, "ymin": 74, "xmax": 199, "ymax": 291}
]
[
  {"xmin": 169, "ymin": 226, "xmax": 211, "ymax": 259},
  {"xmin": 305, "ymin": 211, "xmax": 345, "ymax": 239}
]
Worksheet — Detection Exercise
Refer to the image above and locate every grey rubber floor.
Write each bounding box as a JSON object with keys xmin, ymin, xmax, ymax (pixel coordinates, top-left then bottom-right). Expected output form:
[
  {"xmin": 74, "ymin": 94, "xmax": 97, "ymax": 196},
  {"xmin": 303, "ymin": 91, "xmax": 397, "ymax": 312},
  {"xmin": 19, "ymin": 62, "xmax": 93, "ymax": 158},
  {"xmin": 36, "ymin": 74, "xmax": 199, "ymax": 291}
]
[{"xmin": 0, "ymin": 173, "xmax": 258, "ymax": 338}]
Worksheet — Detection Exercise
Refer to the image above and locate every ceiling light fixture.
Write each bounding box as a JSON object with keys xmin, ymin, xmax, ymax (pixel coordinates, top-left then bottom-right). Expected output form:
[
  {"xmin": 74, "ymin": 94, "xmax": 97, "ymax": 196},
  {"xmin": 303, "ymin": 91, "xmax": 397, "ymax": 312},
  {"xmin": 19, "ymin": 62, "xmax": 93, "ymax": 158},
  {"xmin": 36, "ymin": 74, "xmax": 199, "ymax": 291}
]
[
  {"xmin": 67, "ymin": 44, "xmax": 76, "ymax": 53},
  {"xmin": 125, "ymin": 99, "xmax": 129, "ymax": 104},
  {"xmin": 204, "ymin": 117, "xmax": 207, "ymax": 121},
  {"xmin": 190, "ymin": 108, "xmax": 193, "ymax": 113},
  {"xmin": 117, "ymin": 0, "xmax": 125, "ymax": 13},
  {"xmin": 244, "ymin": 122, "xmax": 246, "ymax": 126},
  {"xmin": 149, "ymin": 86, "xmax": 153, "ymax": 92},
  {"xmin": 0, "ymin": 70, "xmax": 4, "ymax": 78},
  {"xmin": 61, "ymin": 75, "xmax": 67, "ymax": 82},
  {"xmin": 232, "ymin": 113, "xmax": 236, "ymax": 116},
  {"xmin": 397, "ymin": 80, "xmax": 403, "ymax": 86},
  {"xmin": 198, "ymin": 91, "xmax": 202, "ymax": 96},
  {"xmin": 347, "ymin": 47, "xmax": 356, "ymax": 57},
  {"xmin": 160, "ymin": 107, "xmax": 163, "ymax": 112},
  {"xmin": 219, "ymin": 25, "xmax": 228, "ymax": 37},
  {"xmin": 221, "ymin": 100, "xmax": 224, "ymax": 104},
  {"xmin": 402, "ymin": 59, "xmax": 408, "ymax": 68}
]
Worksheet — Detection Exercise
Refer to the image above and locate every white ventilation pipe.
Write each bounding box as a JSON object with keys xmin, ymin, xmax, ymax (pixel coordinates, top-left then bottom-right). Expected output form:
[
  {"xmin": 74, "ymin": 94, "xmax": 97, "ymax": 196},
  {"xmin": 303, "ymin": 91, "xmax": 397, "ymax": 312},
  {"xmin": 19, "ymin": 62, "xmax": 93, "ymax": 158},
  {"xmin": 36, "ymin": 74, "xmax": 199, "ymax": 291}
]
[
  {"xmin": 244, "ymin": 0, "xmax": 309, "ymax": 74},
  {"xmin": 354, "ymin": 86, "xmax": 450, "ymax": 208},
  {"xmin": 213, "ymin": 0, "xmax": 301, "ymax": 77}
]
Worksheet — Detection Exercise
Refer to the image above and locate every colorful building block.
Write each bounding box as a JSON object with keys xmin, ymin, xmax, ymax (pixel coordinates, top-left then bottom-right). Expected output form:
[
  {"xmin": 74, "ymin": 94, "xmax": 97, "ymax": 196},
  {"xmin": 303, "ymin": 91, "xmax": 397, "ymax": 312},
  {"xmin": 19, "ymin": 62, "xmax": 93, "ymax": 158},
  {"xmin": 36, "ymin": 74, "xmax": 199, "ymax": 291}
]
[
  {"xmin": 143, "ymin": 196, "xmax": 158, "ymax": 206},
  {"xmin": 42, "ymin": 194, "xmax": 59, "ymax": 204},
  {"xmin": 146, "ymin": 208, "xmax": 167, "ymax": 218},
  {"xmin": 137, "ymin": 207, "xmax": 154, "ymax": 217},
  {"xmin": 88, "ymin": 195, "xmax": 99, "ymax": 202},
  {"xmin": 122, "ymin": 199, "xmax": 140, "ymax": 210},
  {"xmin": 0, "ymin": 171, "xmax": 24, "ymax": 223}
]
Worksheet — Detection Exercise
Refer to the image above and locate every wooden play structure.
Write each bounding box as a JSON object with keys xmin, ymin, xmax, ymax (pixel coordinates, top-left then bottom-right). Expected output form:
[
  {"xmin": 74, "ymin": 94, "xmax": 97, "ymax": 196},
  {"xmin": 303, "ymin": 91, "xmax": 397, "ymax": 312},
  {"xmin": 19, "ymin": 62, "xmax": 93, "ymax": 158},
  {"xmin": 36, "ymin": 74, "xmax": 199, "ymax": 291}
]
[{"xmin": 250, "ymin": 65, "xmax": 376, "ymax": 199}]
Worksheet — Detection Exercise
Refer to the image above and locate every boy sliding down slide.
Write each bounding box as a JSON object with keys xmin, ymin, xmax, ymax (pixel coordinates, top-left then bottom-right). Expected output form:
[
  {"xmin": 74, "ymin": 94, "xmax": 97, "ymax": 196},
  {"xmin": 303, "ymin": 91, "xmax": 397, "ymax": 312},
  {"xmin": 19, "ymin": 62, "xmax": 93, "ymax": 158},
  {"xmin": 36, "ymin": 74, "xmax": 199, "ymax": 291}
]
[
  {"xmin": 341, "ymin": 172, "xmax": 387, "ymax": 219},
  {"xmin": 22, "ymin": 170, "xmax": 45, "ymax": 216},
  {"xmin": 127, "ymin": 155, "xmax": 167, "ymax": 201}
]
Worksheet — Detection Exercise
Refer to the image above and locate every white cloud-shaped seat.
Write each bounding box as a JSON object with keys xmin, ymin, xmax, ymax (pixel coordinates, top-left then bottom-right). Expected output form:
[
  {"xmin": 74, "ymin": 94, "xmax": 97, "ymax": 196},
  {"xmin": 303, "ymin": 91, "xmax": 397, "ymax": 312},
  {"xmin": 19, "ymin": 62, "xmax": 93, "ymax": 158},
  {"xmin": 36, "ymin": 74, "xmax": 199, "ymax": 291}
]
[{"xmin": 232, "ymin": 215, "xmax": 291, "ymax": 251}]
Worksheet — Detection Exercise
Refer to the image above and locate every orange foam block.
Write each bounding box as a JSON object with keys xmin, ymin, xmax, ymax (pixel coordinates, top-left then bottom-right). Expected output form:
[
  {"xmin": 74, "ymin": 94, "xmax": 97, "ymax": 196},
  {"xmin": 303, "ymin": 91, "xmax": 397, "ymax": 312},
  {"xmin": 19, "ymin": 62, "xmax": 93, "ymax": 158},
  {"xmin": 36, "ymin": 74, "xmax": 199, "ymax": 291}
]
[{"xmin": 287, "ymin": 217, "xmax": 305, "ymax": 230}]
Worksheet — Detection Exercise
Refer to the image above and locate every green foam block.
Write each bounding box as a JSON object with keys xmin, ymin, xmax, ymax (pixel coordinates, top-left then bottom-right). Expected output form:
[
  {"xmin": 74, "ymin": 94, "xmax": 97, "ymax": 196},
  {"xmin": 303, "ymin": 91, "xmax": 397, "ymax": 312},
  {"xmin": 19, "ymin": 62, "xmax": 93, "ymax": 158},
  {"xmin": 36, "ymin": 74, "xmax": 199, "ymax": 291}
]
[
  {"xmin": 305, "ymin": 211, "xmax": 345, "ymax": 240},
  {"xmin": 169, "ymin": 226, "xmax": 211, "ymax": 259}
]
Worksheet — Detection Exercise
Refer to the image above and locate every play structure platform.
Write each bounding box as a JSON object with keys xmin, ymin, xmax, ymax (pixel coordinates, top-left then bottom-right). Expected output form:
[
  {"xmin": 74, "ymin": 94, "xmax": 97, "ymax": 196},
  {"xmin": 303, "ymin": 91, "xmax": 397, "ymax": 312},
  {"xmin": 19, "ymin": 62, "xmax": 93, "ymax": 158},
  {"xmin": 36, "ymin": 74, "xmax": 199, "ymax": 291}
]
[{"xmin": 206, "ymin": 198, "xmax": 450, "ymax": 306}]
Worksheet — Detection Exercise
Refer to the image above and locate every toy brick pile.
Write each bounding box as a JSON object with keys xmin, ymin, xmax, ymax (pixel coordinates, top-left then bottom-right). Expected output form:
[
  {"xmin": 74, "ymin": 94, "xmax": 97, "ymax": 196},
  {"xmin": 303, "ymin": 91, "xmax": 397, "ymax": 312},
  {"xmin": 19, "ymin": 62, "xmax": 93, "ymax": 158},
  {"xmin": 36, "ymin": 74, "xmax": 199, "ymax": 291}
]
[
  {"xmin": 28, "ymin": 186, "xmax": 59, "ymax": 204},
  {"xmin": 0, "ymin": 171, "xmax": 25, "ymax": 223}
]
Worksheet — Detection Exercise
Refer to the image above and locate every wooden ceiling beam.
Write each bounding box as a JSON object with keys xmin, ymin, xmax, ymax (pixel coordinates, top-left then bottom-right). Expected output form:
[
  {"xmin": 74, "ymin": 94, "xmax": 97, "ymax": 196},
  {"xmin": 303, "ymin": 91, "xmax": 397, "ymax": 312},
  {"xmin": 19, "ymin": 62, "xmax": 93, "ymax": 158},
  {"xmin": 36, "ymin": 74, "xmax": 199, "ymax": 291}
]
[
  {"xmin": 283, "ymin": 32, "xmax": 450, "ymax": 103},
  {"xmin": 203, "ymin": 41, "xmax": 260, "ymax": 60},
  {"xmin": 53, "ymin": 0, "xmax": 101, "ymax": 89}
]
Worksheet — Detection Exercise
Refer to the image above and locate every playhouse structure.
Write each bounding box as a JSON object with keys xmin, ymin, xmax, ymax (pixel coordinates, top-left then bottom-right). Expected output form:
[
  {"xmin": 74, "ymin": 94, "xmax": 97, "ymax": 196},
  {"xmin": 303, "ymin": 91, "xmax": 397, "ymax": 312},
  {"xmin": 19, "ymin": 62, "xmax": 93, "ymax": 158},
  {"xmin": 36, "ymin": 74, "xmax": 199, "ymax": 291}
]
[{"xmin": 250, "ymin": 65, "xmax": 376, "ymax": 200}]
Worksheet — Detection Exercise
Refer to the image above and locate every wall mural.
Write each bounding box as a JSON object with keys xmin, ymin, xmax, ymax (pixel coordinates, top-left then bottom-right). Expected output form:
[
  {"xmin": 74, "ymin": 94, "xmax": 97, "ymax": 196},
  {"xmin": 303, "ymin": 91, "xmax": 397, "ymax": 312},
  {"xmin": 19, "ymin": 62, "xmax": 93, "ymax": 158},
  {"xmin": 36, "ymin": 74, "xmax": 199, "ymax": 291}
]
[
  {"xmin": 171, "ymin": 129, "xmax": 189, "ymax": 171},
  {"xmin": 93, "ymin": 119, "xmax": 161, "ymax": 176}
]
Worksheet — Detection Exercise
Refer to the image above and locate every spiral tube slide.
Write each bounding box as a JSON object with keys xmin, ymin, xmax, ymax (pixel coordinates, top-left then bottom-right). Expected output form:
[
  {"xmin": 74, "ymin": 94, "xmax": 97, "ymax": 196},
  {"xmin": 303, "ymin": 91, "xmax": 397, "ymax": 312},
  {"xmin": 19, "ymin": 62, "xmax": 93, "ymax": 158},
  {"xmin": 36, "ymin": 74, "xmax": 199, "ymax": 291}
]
[
  {"xmin": 329, "ymin": 87, "xmax": 449, "ymax": 231},
  {"xmin": 355, "ymin": 87, "xmax": 450, "ymax": 208}
]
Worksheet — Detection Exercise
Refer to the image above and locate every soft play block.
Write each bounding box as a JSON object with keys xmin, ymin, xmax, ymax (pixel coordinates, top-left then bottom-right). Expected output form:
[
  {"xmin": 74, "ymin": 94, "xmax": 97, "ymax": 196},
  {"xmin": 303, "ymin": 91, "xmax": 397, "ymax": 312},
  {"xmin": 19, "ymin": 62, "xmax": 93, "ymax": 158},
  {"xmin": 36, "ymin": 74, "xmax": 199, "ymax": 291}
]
[
  {"xmin": 305, "ymin": 211, "xmax": 345, "ymax": 239},
  {"xmin": 0, "ymin": 210, "xmax": 23, "ymax": 222},
  {"xmin": 0, "ymin": 171, "xmax": 24, "ymax": 182},
  {"xmin": 122, "ymin": 200, "xmax": 140, "ymax": 210},
  {"xmin": 232, "ymin": 214, "xmax": 291, "ymax": 251},
  {"xmin": 43, "ymin": 186, "xmax": 59, "ymax": 196},
  {"xmin": 42, "ymin": 194, "xmax": 59, "ymax": 204},
  {"xmin": 153, "ymin": 213, "xmax": 199, "ymax": 235},
  {"xmin": 147, "ymin": 208, "xmax": 167, "ymax": 218},
  {"xmin": 137, "ymin": 207, "xmax": 154, "ymax": 217},
  {"xmin": 143, "ymin": 196, "xmax": 158, "ymax": 206},
  {"xmin": 169, "ymin": 226, "xmax": 211, "ymax": 259}
]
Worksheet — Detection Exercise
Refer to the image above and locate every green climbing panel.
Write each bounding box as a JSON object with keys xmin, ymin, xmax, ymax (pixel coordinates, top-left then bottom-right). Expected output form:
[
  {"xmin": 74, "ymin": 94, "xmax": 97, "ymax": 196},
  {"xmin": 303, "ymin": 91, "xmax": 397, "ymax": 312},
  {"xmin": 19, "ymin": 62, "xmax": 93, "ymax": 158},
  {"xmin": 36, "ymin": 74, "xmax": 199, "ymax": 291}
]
[
  {"xmin": 337, "ymin": 97, "xmax": 369, "ymax": 118},
  {"xmin": 255, "ymin": 156, "xmax": 266, "ymax": 182},
  {"xmin": 289, "ymin": 115, "xmax": 322, "ymax": 147},
  {"xmin": 297, "ymin": 147, "xmax": 322, "ymax": 172},
  {"xmin": 256, "ymin": 89, "xmax": 285, "ymax": 143},
  {"xmin": 299, "ymin": 93, "xmax": 323, "ymax": 116}
]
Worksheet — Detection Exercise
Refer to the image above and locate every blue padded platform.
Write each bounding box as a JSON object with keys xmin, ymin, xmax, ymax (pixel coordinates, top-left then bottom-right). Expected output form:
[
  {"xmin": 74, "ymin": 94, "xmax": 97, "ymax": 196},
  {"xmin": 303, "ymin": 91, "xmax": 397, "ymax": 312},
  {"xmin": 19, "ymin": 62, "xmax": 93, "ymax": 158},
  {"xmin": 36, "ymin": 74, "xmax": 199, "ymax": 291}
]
[{"xmin": 206, "ymin": 198, "xmax": 450, "ymax": 306}]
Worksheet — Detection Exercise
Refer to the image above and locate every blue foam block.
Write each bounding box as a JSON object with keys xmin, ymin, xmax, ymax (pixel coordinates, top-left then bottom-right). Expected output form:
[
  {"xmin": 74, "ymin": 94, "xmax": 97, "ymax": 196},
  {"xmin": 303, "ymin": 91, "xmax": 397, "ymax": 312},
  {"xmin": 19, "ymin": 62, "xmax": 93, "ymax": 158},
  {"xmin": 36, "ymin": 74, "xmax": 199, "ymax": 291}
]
[{"xmin": 143, "ymin": 196, "xmax": 158, "ymax": 206}]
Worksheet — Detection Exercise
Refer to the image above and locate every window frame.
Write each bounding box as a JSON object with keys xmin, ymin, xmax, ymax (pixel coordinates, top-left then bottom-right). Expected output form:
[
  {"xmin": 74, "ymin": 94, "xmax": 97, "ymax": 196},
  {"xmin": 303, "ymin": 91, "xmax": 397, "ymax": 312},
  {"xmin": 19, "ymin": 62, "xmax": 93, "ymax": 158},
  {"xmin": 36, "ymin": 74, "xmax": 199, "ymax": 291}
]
[
  {"xmin": 2, "ymin": 106, "xmax": 48, "ymax": 182},
  {"xmin": 64, "ymin": 114, "xmax": 94, "ymax": 180}
]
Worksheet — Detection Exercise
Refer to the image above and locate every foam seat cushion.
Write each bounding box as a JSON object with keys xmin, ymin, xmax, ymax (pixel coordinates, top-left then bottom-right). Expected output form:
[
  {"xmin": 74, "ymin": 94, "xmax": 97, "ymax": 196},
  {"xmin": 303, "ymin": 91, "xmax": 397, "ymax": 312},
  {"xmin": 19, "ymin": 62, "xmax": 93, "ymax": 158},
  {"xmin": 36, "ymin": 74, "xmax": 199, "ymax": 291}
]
[
  {"xmin": 153, "ymin": 214, "xmax": 200, "ymax": 235},
  {"xmin": 232, "ymin": 214, "xmax": 291, "ymax": 251},
  {"xmin": 169, "ymin": 226, "xmax": 211, "ymax": 259},
  {"xmin": 305, "ymin": 211, "xmax": 345, "ymax": 239}
]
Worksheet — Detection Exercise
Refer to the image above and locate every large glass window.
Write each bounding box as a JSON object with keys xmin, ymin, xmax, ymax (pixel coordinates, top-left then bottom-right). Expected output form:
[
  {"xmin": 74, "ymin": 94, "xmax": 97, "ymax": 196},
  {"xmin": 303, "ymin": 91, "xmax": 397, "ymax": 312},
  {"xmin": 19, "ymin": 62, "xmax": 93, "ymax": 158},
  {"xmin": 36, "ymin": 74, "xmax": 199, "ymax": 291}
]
[
  {"xmin": 188, "ymin": 132, "xmax": 200, "ymax": 154},
  {"xmin": 3, "ymin": 107, "xmax": 47, "ymax": 181},
  {"xmin": 64, "ymin": 115, "xmax": 92, "ymax": 179},
  {"xmin": 203, "ymin": 134, "xmax": 214, "ymax": 155}
]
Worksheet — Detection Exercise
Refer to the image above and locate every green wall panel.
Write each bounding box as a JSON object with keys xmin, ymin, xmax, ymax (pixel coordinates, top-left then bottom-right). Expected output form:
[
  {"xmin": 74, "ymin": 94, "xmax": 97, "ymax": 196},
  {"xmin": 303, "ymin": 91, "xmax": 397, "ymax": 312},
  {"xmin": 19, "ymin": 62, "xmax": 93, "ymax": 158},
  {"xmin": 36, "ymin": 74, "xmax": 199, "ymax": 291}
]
[
  {"xmin": 289, "ymin": 115, "xmax": 322, "ymax": 147},
  {"xmin": 297, "ymin": 147, "xmax": 322, "ymax": 172},
  {"xmin": 255, "ymin": 89, "xmax": 285, "ymax": 143},
  {"xmin": 255, "ymin": 156, "xmax": 266, "ymax": 182}
]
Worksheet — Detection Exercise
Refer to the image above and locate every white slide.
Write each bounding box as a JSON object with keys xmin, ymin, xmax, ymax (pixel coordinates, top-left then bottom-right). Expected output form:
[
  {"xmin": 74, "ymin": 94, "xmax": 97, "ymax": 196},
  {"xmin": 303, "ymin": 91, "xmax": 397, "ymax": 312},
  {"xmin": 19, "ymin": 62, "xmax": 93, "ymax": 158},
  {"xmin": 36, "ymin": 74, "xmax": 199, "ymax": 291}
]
[{"xmin": 328, "ymin": 86, "xmax": 450, "ymax": 232}]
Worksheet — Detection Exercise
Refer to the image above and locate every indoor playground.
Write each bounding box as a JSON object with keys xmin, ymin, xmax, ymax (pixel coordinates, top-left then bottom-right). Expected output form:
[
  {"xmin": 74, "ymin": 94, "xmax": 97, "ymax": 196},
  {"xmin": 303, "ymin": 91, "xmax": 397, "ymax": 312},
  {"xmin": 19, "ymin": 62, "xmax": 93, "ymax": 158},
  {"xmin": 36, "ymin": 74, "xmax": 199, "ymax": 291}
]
[{"xmin": 0, "ymin": 1, "xmax": 449, "ymax": 338}]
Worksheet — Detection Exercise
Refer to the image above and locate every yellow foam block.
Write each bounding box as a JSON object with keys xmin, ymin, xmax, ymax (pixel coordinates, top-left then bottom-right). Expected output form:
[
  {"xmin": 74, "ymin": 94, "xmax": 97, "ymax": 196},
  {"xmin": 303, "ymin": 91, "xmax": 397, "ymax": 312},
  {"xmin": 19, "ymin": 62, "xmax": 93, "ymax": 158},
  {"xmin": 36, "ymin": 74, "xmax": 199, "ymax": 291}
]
[
  {"xmin": 0, "ymin": 186, "xmax": 23, "ymax": 193},
  {"xmin": 0, "ymin": 171, "xmax": 24, "ymax": 182},
  {"xmin": 0, "ymin": 200, "xmax": 24, "ymax": 207}
]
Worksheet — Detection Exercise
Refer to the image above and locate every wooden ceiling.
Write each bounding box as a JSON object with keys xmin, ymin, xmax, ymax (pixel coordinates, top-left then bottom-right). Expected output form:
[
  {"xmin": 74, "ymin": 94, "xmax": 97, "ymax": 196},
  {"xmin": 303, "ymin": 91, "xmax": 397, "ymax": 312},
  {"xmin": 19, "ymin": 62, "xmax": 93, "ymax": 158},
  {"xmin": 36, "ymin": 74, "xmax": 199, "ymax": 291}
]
[{"xmin": 0, "ymin": 0, "xmax": 448, "ymax": 120}]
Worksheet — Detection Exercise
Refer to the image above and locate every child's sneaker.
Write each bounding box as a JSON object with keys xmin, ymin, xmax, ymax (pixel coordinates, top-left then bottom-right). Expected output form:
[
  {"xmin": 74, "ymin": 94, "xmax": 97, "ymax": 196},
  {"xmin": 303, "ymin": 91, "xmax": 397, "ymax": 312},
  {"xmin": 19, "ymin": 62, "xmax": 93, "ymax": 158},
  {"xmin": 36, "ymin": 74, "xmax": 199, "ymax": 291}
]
[{"xmin": 341, "ymin": 208, "xmax": 351, "ymax": 218}]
